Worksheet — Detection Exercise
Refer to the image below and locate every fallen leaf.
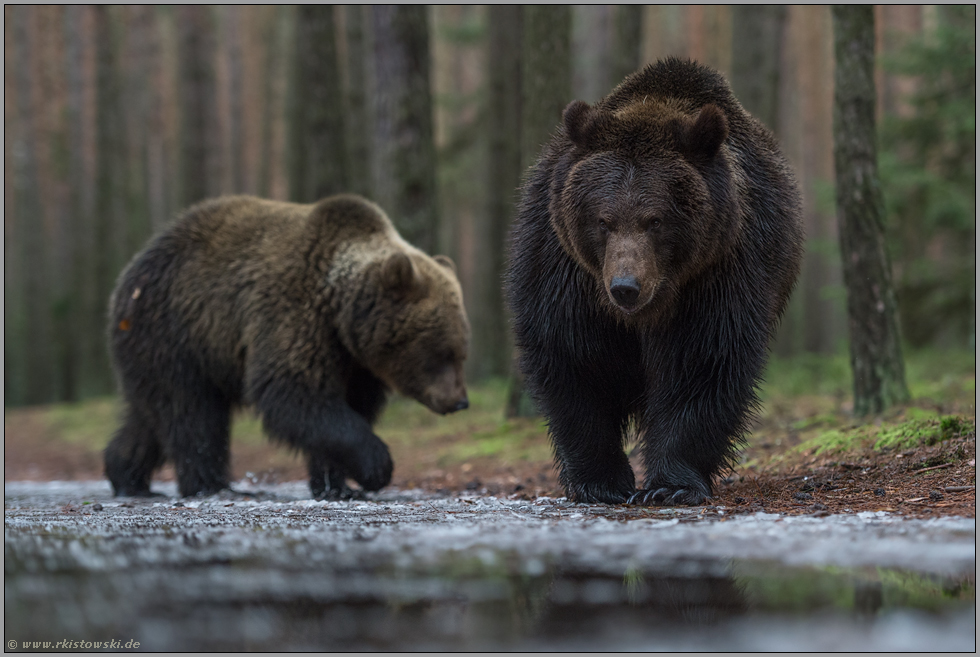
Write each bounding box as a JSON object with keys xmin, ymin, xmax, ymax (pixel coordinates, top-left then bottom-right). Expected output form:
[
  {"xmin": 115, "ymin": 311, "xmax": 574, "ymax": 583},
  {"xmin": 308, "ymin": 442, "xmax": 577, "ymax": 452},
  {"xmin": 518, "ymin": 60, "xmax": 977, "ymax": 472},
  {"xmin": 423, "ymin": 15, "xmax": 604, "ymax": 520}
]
[{"xmin": 118, "ymin": 319, "xmax": 131, "ymax": 331}]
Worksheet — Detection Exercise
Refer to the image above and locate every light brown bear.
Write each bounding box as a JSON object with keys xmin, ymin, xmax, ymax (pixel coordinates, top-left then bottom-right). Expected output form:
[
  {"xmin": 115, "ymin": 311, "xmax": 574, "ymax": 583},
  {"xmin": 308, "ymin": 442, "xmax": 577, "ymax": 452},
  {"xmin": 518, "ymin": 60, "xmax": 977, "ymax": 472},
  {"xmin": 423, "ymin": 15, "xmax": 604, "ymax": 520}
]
[{"xmin": 104, "ymin": 194, "xmax": 470, "ymax": 499}]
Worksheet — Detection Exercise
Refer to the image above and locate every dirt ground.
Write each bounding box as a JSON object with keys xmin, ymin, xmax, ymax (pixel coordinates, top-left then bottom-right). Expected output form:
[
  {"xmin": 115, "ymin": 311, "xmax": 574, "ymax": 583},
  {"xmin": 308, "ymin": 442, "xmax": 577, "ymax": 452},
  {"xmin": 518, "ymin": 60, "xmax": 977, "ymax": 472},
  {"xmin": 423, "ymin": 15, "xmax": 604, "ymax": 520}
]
[{"xmin": 4, "ymin": 397, "xmax": 974, "ymax": 520}]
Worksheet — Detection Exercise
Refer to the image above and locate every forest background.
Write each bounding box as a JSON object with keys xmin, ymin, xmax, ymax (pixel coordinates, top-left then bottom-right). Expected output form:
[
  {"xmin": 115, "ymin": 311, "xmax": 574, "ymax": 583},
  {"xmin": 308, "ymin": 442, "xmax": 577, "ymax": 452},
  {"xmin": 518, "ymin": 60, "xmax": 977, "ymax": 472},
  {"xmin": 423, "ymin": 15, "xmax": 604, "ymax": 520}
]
[{"xmin": 3, "ymin": 5, "xmax": 975, "ymax": 409}]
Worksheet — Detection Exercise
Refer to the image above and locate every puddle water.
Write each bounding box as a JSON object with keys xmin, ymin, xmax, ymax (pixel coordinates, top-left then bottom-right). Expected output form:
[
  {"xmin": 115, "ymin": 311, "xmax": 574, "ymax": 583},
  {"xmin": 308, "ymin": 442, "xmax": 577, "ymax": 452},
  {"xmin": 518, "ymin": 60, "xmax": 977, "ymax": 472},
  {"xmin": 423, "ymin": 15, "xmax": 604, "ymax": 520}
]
[
  {"xmin": 4, "ymin": 484, "xmax": 975, "ymax": 650},
  {"xmin": 5, "ymin": 549, "xmax": 975, "ymax": 651}
]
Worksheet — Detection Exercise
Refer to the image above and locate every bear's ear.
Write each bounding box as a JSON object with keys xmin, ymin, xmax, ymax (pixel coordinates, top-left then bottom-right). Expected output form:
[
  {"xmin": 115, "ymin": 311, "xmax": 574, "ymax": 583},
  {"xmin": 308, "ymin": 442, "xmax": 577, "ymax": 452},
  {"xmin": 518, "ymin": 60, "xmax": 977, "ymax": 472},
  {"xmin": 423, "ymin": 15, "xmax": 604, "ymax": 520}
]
[
  {"xmin": 673, "ymin": 104, "xmax": 728, "ymax": 161},
  {"xmin": 563, "ymin": 100, "xmax": 613, "ymax": 151},
  {"xmin": 433, "ymin": 254, "xmax": 457, "ymax": 275},
  {"xmin": 381, "ymin": 252, "xmax": 418, "ymax": 295}
]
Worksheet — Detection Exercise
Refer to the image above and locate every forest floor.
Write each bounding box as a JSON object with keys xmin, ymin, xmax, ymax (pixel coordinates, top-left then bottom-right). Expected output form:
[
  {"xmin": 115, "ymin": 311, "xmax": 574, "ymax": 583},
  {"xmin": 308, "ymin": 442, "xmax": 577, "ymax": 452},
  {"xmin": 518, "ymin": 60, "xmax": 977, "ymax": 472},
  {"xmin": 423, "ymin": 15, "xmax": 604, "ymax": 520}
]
[{"xmin": 4, "ymin": 352, "xmax": 975, "ymax": 520}]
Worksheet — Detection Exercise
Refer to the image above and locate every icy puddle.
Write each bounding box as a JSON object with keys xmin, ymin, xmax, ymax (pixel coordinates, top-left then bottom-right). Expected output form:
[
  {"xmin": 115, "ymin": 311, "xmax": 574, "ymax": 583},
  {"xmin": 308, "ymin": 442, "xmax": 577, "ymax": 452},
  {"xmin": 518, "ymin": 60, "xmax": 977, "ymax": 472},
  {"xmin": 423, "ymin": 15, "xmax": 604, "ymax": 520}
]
[{"xmin": 4, "ymin": 481, "xmax": 976, "ymax": 651}]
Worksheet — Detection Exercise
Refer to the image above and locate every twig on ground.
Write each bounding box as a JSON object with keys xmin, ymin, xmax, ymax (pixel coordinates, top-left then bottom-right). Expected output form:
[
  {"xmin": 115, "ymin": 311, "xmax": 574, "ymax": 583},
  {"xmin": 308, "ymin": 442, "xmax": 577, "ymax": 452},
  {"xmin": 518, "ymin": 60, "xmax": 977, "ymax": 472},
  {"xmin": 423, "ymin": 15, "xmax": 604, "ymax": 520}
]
[{"xmin": 913, "ymin": 463, "xmax": 953, "ymax": 475}]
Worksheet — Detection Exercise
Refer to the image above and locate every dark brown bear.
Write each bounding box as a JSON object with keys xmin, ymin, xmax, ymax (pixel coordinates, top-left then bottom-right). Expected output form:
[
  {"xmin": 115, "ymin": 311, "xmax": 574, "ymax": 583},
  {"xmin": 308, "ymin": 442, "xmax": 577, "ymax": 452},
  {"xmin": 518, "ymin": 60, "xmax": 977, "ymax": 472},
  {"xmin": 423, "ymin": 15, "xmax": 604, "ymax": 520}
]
[
  {"xmin": 104, "ymin": 194, "xmax": 470, "ymax": 499},
  {"xmin": 505, "ymin": 58, "xmax": 804, "ymax": 506}
]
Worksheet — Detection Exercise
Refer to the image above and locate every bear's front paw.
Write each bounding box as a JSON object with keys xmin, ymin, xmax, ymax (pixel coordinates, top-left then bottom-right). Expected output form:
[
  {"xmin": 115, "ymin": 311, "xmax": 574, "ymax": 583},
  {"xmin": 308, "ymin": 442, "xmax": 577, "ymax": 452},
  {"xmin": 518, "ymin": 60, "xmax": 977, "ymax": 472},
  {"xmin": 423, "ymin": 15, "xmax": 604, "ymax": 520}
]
[
  {"xmin": 312, "ymin": 482, "xmax": 365, "ymax": 501},
  {"xmin": 567, "ymin": 480, "xmax": 634, "ymax": 505},
  {"xmin": 349, "ymin": 440, "xmax": 393, "ymax": 492},
  {"xmin": 627, "ymin": 487, "xmax": 708, "ymax": 507}
]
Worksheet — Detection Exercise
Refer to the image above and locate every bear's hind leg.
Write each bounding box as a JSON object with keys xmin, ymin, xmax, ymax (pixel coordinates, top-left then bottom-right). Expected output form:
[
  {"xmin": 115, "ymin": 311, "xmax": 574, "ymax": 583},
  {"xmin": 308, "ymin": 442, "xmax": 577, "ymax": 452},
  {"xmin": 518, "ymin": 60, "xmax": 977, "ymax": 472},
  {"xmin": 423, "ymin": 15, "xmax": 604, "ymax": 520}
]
[
  {"xmin": 168, "ymin": 380, "xmax": 232, "ymax": 497},
  {"xmin": 104, "ymin": 400, "xmax": 166, "ymax": 497}
]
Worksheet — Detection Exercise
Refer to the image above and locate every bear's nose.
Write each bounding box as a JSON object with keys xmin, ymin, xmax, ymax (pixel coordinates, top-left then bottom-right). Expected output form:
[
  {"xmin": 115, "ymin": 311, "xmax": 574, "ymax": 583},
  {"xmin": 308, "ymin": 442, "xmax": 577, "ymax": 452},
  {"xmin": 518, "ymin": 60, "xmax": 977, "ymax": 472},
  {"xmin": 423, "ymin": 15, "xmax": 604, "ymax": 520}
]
[
  {"xmin": 452, "ymin": 398, "xmax": 469, "ymax": 412},
  {"xmin": 610, "ymin": 276, "xmax": 640, "ymax": 307}
]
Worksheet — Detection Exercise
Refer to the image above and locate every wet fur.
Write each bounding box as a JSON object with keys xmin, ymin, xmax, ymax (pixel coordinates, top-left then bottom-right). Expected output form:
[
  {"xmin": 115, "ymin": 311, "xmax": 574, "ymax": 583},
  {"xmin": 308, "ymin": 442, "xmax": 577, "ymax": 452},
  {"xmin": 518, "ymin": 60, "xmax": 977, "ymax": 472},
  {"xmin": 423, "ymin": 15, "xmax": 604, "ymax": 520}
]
[
  {"xmin": 105, "ymin": 194, "xmax": 469, "ymax": 498},
  {"xmin": 505, "ymin": 58, "xmax": 804, "ymax": 506}
]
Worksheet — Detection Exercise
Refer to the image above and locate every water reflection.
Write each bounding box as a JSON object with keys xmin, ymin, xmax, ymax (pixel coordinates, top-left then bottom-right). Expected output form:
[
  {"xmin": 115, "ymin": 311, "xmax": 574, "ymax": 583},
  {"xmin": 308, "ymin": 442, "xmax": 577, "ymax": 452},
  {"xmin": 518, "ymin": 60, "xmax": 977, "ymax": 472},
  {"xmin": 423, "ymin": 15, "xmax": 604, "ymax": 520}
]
[{"xmin": 5, "ymin": 550, "xmax": 974, "ymax": 651}]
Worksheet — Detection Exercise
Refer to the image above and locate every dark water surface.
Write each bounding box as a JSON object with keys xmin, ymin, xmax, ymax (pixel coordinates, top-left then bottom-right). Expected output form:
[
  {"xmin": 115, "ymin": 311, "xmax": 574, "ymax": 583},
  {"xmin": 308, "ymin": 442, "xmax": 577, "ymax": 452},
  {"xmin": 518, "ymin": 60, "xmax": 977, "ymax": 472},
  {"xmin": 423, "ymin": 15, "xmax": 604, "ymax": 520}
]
[{"xmin": 4, "ymin": 481, "xmax": 975, "ymax": 651}]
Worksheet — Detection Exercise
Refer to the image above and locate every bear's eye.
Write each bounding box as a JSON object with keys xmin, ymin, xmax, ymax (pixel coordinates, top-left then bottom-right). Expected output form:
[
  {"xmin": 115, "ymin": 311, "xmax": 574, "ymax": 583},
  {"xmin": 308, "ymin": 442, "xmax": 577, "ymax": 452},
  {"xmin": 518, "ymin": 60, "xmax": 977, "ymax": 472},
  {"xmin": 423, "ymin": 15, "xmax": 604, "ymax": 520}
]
[
  {"xmin": 648, "ymin": 218, "xmax": 662, "ymax": 231},
  {"xmin": 598, "ymin": 219, "xmax": 609, "ymax": 234}
]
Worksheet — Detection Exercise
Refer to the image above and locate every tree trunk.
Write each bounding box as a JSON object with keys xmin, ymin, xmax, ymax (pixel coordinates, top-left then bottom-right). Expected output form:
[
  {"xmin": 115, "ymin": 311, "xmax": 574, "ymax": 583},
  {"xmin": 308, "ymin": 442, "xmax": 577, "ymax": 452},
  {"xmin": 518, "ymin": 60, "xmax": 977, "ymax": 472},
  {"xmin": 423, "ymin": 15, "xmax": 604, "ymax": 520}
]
[
  {"xmin": 572, "ymin": 6, "xmax": 611, "ymax": 103},
  {"xmin": 482, "ymin": 5, "xmax": 522, "ymax": 380},
  {"xmin": 11, "ymin": 6, "xmax": 55, "ymax": 404},
  {"xmin": 730, "ymin": 6, "xmax": 786, "ymax": 135},
  {"xmin": 256, "ymin": 7, "xmax": 277, "ymax": 198},
  {"xmin": 610, "ymin": 5, "xmax": 643, "ymax": 88},
  {"xmin": 62, "ymin": 4, "xmax": 92, "ymax": 401},
  {"xmin": 289, "ymin": 5, "xmax": 348, "ymax": 202},
  {"xmin": 731, "ymin": 6, "xmax": 797, "ymax": 356},
  {"xmin": 831, "ymin": 5, "xmax": 910, "ymax": 416},
  {"xmin": 263, "ymin": 5, "xmax": 294, "ymax": 201},
  {"xmin": 119, "ymin": 5, "xmax": 153, "ymax": 260},
  {"xmin": 506, "ymin": 6, "xmax": 572, "ymax": 418},
  {"xmin": 369, "ymin": 6, "xmax": 439, "ymax": 253},
  {"xmin": 90, "ymin": 5, "xmax": 126, "ymax": 396},
  {"xmin": 521, "ymin": 6, "xmax": 571, "ymax": 170},
  {"xmin": 224, "ymin": 6, "xmax": 246, "ymax": 193},
  {"xmin": 342, "ymin": 5, "xmax": 372, "ymax": 200},
  {"xmin": 176, "ymin": 5, "xmax": 220, "ymax": 206}
]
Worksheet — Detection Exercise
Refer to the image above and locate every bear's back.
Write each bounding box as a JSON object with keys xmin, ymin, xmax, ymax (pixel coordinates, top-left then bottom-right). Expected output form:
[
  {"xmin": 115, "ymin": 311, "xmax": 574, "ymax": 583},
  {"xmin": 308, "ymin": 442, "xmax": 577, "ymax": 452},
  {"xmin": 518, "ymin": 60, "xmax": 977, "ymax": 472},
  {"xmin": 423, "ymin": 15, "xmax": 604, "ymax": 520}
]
[
  {"xmin": 112, "ymin": 195, "xmax": 396, "ymax": 377},
  {"xmin": 158, "ymin": 194, "xmax": 392, "ymax": 273},
  {"xmin": 602, "ymin": 58, "xmax": 735, "ymax": 115}
]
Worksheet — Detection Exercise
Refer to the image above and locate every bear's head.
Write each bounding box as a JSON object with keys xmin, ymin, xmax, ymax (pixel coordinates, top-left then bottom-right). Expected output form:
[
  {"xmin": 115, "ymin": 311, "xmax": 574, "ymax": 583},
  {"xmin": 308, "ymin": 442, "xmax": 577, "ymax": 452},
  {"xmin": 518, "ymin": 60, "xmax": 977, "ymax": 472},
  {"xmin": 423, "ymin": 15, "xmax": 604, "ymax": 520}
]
[
  {"xmin": 550, "ymin": 98, "xmax": 741, "ymax": 319},
  {"xmin": 359, "ymin": 249, "xmax": 470, "ymax": 416}
]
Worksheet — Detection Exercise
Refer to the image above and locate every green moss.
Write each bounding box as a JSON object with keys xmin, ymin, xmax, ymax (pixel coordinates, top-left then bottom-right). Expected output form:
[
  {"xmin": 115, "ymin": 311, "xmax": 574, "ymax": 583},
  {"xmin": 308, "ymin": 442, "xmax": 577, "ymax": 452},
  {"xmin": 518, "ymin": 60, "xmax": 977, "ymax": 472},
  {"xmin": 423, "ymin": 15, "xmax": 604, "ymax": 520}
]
[
  {"xmin": 790, "ymin": 410, "xmax": 974, "ymax": 459},
  {"xmin": 794, "ymin": 429, "xmax": 867, "ymax": 457},
  {"xmin": 939, "ymin": 415, "xmax": 972, "ymax": 440},
  {"xmin": 873, "ymin": 420, "xmax": 939, "ymax": 451}
]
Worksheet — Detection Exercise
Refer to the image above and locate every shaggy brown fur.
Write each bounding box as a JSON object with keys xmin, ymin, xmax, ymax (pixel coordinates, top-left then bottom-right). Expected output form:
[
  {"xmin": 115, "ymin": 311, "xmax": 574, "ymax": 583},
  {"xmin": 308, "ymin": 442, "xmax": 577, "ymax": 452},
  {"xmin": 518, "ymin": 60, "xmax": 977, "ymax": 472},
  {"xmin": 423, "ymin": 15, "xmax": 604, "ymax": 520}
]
[
  {"xmin": 506, "ymin": 58, "xmax": 804, "ymax": 506},
  {"xmin": 105, "ymin": 194, "xmax": 470, "ymax": 498}
]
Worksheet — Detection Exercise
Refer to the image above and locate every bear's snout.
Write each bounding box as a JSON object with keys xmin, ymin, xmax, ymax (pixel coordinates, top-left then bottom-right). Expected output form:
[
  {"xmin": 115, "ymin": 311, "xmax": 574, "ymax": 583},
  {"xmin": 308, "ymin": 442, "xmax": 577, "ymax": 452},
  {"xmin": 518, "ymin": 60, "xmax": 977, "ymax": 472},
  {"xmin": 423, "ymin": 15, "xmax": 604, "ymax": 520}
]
[
  {"xmin": 425, "ymin": 392, "xmax": 468, "ymax": 416},
  {"xmin": 609, "ymin": 276, "xmax": 640, "ymax": 308},
  {"xmin": 602, "ymin": 230, "xmax": 657, "ymax": 315},
  {"xmin": 417, "ymin": 363, "xmax": 469, "ymax": 416}
]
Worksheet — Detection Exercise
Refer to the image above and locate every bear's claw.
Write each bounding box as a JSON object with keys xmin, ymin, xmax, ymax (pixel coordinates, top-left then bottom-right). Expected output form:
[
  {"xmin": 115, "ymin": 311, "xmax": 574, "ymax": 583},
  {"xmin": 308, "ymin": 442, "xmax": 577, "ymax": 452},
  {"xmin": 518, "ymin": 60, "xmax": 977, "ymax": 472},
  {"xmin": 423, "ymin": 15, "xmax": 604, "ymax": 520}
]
[
  {"xmin": 312, "ymin": 484, "xmax": 364, "ymax": 501},
  {"xmin": 628, "ymin": 487, "xmax": 707, "ymax": 507}
]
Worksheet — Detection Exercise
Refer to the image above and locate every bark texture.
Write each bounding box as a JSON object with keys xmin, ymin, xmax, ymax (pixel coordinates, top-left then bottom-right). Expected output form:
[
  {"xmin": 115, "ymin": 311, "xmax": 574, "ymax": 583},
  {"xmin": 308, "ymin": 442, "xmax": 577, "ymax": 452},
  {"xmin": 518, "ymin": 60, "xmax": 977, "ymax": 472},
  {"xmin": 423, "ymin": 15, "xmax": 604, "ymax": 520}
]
[
  {"xmin": 731, "ymin": 5, "xmax": 786, "ymax": 135},
  {"xmin": 482, "ymin": 5, "xmax": 523, "ymax": 379},
  {"xmin": 507, "ymin": 6, "xmax": 571, "ymax": 418},
  {"xmin": 610, "ymin": 5, "xmax": 643, "ymax": 88},
  {"xmin": 176, "ymin": 5, "xmax": 220, "ymax": 206},
  {"xmin": 290, "ymin": 5, "xmax": 348, "ymax": 202},
  {"xmin": 832, "ymin": 5, "xmax": 910, "ymax": 416},
  {"xmin": 370, "ymin": 5, "xmax": 439, "ymax": 253}
]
